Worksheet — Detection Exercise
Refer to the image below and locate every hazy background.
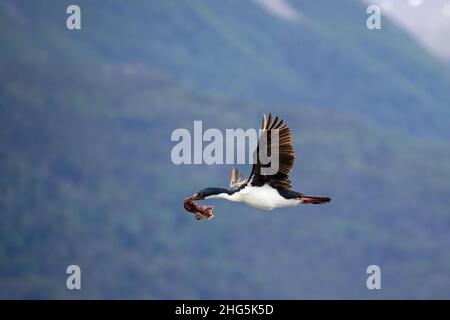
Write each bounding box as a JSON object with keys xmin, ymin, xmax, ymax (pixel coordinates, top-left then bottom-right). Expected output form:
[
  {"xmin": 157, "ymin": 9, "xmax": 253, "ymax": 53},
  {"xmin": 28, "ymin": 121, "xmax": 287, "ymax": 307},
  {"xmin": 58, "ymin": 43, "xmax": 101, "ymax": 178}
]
[
  {"xmin": 364, "ymin": 0, "xmax": 450, "ymax": 60},
  {"xmin": 1, "ymin": 0, "xmax": 450, "ymax": 299}
]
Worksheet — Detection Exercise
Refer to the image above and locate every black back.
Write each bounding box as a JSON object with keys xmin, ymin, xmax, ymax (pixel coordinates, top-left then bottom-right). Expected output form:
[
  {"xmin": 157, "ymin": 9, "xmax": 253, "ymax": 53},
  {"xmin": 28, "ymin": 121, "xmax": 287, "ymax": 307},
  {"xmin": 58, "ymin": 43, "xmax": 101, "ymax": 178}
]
[{"xmin": 276, "ymin": 189, "xmax": 303, "ymax": 199}]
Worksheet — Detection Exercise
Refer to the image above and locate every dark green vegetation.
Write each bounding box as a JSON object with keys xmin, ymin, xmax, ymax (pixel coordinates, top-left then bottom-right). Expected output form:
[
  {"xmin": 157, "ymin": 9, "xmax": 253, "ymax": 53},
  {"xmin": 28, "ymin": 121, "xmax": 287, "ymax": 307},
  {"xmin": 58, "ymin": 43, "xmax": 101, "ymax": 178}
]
[{"xmin": 1, "ymin": 0, "xmax": 450, "ymax": 298}]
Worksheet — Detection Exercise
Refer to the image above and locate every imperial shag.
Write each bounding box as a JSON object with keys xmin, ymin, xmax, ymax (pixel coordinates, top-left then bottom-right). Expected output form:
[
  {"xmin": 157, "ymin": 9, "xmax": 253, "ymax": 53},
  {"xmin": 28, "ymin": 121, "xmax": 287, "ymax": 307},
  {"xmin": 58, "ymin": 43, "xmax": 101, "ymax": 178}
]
[{"xmin": 190, "ymin": 114, "xmax": 331, "ymax": 212}]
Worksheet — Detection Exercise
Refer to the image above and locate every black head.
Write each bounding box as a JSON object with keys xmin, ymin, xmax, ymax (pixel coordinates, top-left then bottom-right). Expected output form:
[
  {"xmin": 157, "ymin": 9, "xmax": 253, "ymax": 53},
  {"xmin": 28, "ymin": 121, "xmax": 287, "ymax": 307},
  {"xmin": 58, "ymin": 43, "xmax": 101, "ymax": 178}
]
[{"xmin": 191, "ymin": 187, "xmax": 233, "ymax": 200}]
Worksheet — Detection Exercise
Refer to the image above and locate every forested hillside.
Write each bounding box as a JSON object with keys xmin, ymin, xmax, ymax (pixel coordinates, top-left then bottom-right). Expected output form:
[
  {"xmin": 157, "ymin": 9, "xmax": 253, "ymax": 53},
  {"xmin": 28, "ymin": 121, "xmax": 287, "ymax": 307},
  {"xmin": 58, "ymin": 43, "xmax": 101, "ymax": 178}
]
[{"xmin": 1, "ymin": 0, "xmax": 450, "ymax": 298}]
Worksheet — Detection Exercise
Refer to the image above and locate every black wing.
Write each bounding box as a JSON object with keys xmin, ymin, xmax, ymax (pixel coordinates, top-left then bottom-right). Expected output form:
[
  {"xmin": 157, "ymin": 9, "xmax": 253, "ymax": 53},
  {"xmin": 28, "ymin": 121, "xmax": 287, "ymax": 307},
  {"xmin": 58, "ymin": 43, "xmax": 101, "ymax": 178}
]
[{"xmin": 246, "ymin": 113, "xmax": 296, "ymax": 190}]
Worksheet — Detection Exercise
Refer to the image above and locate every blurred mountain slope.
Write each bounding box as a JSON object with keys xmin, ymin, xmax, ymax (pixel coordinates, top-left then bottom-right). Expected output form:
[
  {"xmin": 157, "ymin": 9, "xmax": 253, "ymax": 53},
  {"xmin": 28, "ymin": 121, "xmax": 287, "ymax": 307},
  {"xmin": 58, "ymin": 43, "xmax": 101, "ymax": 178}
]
[
  {"xmin": 1, "ymin": 0, "xmax": 450, "ymax": 299},
  {"xmin": 1, "ymin": 0, "xmax": 450, "ymax": 137},
  {"xmin": 1, "ymin": 61, "xmax": 450, "ymax": 298}
]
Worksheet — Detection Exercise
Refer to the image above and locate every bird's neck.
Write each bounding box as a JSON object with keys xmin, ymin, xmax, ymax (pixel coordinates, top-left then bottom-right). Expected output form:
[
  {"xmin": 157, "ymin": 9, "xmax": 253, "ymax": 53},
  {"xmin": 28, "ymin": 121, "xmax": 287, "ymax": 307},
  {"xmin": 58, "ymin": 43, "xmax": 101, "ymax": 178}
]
[{"xmin": 205, "ymin": 188, "xmax": 240, "ymax": 202}]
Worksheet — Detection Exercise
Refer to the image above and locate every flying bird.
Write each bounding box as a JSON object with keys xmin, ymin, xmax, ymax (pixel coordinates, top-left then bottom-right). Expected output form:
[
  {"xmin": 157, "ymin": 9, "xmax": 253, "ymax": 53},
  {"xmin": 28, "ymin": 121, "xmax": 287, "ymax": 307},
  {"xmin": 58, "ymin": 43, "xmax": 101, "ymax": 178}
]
[{"xmin": 185, "ymin": 114, "xmax": 330, "ymax": 219}]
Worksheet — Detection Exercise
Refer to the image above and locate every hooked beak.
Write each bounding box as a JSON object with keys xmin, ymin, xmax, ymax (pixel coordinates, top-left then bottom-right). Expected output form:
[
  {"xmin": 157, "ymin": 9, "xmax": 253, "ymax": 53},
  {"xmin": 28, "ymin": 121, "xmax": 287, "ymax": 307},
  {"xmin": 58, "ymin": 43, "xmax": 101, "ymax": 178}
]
[{"xmin": 191, "ymin": 193, "xmax": 203, "ymax": 201}]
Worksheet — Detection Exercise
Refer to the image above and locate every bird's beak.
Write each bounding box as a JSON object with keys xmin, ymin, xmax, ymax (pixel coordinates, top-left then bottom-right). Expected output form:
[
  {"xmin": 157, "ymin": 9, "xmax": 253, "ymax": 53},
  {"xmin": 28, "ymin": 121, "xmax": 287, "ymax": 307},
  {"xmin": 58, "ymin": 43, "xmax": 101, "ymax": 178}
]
[{"xmin": 191, "ymin": 193, "xmax": 202, "ymax": 201}]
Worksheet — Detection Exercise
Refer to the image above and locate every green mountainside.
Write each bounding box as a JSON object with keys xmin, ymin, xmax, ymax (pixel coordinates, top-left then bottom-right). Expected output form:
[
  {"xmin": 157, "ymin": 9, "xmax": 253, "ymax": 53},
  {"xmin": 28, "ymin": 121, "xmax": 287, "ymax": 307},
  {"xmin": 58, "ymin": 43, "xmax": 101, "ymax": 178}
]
[
  {"xmin": 1, "ymin": 0, "xmax": 450, "ymax": 298},
  {"xmin": 2, "ymin": 0, "xmax": 450, "ymax": 137}
]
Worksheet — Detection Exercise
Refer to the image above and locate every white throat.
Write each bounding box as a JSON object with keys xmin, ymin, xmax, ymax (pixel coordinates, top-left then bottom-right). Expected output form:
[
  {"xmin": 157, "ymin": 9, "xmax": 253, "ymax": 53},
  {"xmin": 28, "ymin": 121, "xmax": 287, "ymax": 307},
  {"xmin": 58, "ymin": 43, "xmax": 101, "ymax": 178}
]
[{"xmin": 205, "ymin": 192, "xmax": 240, "ymax": 202}]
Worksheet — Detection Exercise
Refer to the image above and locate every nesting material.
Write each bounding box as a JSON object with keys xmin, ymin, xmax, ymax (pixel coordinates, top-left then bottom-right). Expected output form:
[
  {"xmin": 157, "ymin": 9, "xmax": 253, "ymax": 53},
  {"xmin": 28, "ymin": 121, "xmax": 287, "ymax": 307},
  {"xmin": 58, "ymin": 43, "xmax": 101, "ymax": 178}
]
[{"xmin": 183, "ymin": 196, "xmax": 214, "ymax": 220}]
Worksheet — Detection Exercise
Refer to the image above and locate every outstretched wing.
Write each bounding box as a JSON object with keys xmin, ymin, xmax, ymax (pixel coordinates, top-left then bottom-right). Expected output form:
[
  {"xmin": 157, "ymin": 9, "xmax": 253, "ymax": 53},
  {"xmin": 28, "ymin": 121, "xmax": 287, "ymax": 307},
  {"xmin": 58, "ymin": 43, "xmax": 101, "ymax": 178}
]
[
  {"xmin": 229, "ymin": 168, "xmax": 247, "ymax": 190},
  {"xmin": 246, "ymin": 113, "xmax": 296, "ymax": 190}
]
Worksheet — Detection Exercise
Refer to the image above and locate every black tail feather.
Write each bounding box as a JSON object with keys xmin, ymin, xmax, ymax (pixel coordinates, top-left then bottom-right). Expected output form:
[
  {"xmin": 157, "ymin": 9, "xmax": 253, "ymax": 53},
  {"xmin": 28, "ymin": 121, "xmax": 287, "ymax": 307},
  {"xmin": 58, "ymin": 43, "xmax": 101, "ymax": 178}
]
[{"xmin": 299, "ymin": 195, "xmax": 331, "ymax": 204}]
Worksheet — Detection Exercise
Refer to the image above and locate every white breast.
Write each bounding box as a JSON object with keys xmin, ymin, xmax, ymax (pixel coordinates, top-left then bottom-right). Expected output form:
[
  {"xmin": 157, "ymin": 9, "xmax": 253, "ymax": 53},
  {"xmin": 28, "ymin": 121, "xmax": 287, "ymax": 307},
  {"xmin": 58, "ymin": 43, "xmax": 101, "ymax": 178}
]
[{"xmin": 232, "ymin": 184, "xmax": 301, "ymax": 210}]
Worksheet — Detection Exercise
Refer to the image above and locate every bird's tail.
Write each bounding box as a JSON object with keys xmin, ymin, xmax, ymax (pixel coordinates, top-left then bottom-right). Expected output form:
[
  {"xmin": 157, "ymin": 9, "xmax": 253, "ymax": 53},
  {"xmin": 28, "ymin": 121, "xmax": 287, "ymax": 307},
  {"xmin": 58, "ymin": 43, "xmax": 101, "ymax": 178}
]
[{"xmin": 299, "ymin": 195, "xmax": 331, "ymax": 204}]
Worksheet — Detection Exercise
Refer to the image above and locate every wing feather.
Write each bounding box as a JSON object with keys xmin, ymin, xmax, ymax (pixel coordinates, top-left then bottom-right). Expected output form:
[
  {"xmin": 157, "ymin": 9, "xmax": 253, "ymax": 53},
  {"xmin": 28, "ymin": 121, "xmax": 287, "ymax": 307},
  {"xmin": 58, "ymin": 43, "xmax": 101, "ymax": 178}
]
[{"xmin": 247, "ymin": 113, "xmax": 296, "ymax": 190}]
